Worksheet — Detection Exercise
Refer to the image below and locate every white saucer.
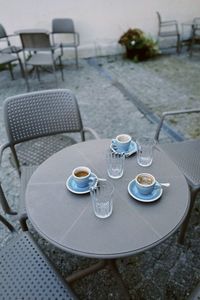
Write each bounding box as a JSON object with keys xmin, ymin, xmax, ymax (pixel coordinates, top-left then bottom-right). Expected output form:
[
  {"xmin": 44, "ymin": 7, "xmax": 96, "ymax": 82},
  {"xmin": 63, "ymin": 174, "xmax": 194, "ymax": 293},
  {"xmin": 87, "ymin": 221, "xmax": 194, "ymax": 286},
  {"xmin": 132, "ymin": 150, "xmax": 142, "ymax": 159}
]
[
  {"xmin": 66, "ymin": 172, "xmax": 97, "ymax": 194},
  {"xmin": 110, "ymin": 140, "xmax": 137, "ymax": 157},
  {"xmin": 128, "ymin": 179, "xmax": 163, "ymax": 202}
]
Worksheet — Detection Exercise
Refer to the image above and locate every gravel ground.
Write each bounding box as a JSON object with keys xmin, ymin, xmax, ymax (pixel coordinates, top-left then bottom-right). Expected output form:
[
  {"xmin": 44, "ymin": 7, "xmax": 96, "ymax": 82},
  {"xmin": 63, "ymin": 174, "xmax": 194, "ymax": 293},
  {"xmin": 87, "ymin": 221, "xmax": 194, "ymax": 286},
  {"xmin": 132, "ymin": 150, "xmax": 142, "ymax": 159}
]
[{"xmin": 0, "ymin": 49, "xmax": 200, "ymax": 300}]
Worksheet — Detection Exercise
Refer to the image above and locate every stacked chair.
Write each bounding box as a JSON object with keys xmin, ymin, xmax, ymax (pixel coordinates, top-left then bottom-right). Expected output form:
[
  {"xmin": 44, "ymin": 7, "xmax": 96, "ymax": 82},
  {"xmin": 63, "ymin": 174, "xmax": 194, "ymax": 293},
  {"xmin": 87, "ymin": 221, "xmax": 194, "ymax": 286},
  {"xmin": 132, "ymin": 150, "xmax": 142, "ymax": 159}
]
[
  {"xmin": 156, "ymin": 12, "xmax": 180, "ymax": 53},
  {"xmin": 52, "ymin": 18, "xmax": 80, "ymax": 68}
]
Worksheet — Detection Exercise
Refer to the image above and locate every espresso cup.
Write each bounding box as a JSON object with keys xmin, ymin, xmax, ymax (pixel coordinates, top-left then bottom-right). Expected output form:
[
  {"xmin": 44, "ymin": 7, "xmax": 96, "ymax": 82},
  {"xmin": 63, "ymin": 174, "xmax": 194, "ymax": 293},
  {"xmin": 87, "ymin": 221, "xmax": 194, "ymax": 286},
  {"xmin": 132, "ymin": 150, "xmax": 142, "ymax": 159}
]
[
  {"xmin": 135, "ymin": 173, "xmax": 156, "ymax": 195},
  {"xmin": 72, "ymin": 166, "xmax": 91, "ymax": 188},
  {"xmin": 115, "ymin": 134, "xmax": 131, "ymax": 152}
]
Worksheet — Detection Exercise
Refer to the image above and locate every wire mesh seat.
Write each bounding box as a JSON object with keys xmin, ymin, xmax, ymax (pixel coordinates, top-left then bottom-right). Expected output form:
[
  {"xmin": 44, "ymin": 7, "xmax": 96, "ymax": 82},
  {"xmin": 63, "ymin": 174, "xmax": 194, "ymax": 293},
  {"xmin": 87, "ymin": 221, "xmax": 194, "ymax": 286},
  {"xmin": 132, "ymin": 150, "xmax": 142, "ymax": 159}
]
[
  {"xmin": 155, "ymin": 108, "xmax": 200, "ymax": 243},
  {"xmin": 19, "ymin": 30, "xmax": 64, "ymax": 91},
  {"xmin": 0, "ymin": 210, "xmax": 78, "ymax": 299},
  {"xmin": 156, "ymin": 11, "xmax": 180, "ymax": 53},
  {"xmin": 52, "ymin": 18, "xmax": 80, "ymax": 68},
  {"xmin": 0, "ymin": 89, "xmax": 99, "ymax": 231}
]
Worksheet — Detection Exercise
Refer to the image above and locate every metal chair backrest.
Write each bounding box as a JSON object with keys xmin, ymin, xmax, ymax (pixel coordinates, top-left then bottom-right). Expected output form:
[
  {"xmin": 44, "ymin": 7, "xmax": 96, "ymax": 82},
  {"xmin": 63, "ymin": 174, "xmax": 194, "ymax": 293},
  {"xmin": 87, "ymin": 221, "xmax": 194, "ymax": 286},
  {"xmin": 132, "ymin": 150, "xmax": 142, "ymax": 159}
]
[
  {"xmin": 156, "ymin": 12, "xmax": 161, "ymax": 27},
  {"xmin": 52, "ymin": 18, "xmax": 75, "ymax": 34},
  {"xmin": 4, "ymin": 89, "xmax": 83, "ymax": 146},
  {"xmin": 3, "ymin": 89, "xmax": 84, "ymax": 170},
  {"xmin": 19, "ymin": 32, "xmax": 51, "ymax": 51}
]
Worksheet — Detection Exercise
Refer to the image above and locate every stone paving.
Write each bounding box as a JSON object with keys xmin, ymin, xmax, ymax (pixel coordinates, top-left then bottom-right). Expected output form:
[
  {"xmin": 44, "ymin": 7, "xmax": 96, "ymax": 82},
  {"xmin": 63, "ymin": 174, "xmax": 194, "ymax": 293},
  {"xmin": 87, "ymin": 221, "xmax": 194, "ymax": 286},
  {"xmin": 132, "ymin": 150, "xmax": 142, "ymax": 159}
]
[{"xmin": 0, "ymin": 50, "xmax": 200, "ymax": 299}]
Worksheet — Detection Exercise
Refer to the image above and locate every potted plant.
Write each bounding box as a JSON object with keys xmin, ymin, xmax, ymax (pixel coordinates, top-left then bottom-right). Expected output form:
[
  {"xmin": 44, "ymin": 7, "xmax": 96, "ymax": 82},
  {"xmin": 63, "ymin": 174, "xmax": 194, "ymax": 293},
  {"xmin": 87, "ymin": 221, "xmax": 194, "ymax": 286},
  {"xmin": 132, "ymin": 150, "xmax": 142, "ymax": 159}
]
[{"xmin": 118, "ymin": 28, "xmax": 159, "ymax": 62}]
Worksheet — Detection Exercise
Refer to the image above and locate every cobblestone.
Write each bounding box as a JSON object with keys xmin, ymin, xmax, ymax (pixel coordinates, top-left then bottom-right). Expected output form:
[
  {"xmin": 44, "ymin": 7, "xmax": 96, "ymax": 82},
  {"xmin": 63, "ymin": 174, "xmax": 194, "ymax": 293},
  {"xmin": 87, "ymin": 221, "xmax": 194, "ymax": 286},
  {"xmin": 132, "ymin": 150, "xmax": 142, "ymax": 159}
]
[{"xmin": 0, "ymin": 51, "xmax": 200, "ymax": 299}]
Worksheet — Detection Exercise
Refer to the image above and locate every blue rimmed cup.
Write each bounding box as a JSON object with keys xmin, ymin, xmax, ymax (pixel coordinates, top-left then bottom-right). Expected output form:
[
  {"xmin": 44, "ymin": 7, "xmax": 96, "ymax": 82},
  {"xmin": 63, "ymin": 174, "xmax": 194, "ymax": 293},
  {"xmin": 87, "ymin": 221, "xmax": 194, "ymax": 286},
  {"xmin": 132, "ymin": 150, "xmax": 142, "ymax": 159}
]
[
  {"xmin": 72, "ymin": 166, "xmax": 91, "ymax": 188},
  {"xmin": 114, "ymin": 134, "xmax": 132, "ymax": 152},
  {"xmin": 135, "ymin": 173, "xmax": 156, "ymax": 195}
]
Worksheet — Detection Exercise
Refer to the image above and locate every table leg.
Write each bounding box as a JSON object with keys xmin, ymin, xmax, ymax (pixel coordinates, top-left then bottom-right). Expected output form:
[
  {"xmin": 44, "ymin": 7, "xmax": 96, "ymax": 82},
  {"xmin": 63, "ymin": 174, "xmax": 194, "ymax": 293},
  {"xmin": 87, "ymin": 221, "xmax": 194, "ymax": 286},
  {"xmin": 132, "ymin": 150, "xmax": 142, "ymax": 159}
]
[
  {"xmin": 66, "ymin": 259, "xmax": 107, "ymax": 283},
  {"xmin": 107, "ymin": 259, "xmax": 131, "ymax": 300},
  {"xmin": 66, "ymin": 258, "xmax": 131, "ymax": 299}
]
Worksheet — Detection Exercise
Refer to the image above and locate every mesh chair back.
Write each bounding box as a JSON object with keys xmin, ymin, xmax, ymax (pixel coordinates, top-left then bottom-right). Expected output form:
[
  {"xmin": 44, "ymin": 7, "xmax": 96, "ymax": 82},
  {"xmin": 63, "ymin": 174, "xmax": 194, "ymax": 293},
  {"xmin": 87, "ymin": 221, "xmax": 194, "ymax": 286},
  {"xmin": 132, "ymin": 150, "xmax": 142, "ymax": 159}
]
[
  {"xmin": 52, "ymin": 18, "xmax": 75, "ymax": 34},
  {"xmin": 0, "ymin": 24, "xmax": 7, "ymax": 39},
  {"xmin": 4, "ymin": 89, "xmax": 83, "ymax": 146},
  {"xmin": 19, "ymin": 32, "xmax": 51, "ymax": 51}
]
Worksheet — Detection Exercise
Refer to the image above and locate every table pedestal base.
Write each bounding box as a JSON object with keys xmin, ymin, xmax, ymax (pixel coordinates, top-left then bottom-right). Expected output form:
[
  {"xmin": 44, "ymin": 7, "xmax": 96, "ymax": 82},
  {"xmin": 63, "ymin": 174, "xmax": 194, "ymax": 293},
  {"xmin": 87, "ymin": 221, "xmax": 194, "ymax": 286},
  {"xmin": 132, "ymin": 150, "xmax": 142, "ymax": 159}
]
[{"xmin": 66, "ymin": 259, "xmax": 131, "ymax": 299}]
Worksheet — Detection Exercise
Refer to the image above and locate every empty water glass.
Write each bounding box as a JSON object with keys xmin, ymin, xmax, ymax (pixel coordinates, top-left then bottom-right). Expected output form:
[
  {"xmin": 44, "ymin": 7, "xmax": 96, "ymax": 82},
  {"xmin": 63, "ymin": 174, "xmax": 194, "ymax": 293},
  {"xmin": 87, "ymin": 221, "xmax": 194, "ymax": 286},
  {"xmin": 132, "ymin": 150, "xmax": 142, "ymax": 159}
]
[
  {"xmin": 106, "ymin": 151, "xmax": 125, "ymax": 179},
  {"xmin": 136, "ymin": 137, "xmax": 155, "ymax": 167},
  {"xmin": 90, "ymin": 180, "xmax": 114, "ymax": 218}
]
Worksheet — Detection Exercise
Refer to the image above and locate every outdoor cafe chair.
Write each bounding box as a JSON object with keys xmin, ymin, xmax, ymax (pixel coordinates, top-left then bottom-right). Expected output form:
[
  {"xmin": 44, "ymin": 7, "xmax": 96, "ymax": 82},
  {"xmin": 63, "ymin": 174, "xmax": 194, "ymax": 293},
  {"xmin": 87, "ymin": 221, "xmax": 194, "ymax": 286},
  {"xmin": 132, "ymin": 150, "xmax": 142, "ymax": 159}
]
[
  {"xmin": 154, "ymin": 108, "xmax": 200, "ymax": 244},
  {"xmin": 0, "ymin": 24, "xmax": 24, "ymax": 79},
  {"xmin": 0, "ymin": 201, "xmax": 78, "ymax": 299},
  {"xmin": 19, "ymin": 30, "xmax": 64, "ymax": 91},
  {"xmin": 0, "ymin": 89, "xmax": 99, "ymax": 231},
  {"xmin": 156, "ymin": 11, "xmax": 180, "ymax": 53},
  {"xmin": 52, "ymin": 18, "xmax": 80, "ymax": 68}
]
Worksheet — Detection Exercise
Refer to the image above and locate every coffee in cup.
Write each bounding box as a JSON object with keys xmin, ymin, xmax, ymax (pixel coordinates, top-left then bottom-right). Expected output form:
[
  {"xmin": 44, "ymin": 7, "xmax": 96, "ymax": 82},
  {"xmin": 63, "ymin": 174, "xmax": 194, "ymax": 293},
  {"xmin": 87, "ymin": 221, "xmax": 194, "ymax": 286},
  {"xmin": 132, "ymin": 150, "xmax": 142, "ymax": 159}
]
[
  {"xmin": 115, "ymin": 134, "xmax": 131, "ymax": 151},
  {"xmin": 135, "ymin": 173, "xmax": 155, "ymax": 195},
  {"xmin": 72, "ymin": 166, "xmax": 91, "ymax": 188}
]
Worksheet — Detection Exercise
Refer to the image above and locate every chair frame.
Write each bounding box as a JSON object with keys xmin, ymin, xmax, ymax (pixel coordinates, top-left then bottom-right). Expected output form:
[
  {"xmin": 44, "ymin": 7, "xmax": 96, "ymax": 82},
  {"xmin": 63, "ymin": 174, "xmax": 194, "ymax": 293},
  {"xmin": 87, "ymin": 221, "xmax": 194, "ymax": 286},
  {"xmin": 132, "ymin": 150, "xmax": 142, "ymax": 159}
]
[
  {"xmin": 0, "ymin": 89, "xmax": 99, "ymax": 231},
  {"xmin": 189, "ymin": 18, "xmax": 200, "ymax": 56},
  {"xmin": 156, "ymin": 11, "xmax": 180, "ymax": 53},
  {"xmin": 0, "ymin": 24, "xmax": 24, "ymax": 79},
  {"xmin": 19, "ymin": 31, "xmax": 64, "ymax": 91},
  {"xmin": 52, "ymin": 18, "xmax": 80, "ymax": 68},
  {"xmin": 155, "ymin": 108, "xmax": 200, "ymax": 243}
]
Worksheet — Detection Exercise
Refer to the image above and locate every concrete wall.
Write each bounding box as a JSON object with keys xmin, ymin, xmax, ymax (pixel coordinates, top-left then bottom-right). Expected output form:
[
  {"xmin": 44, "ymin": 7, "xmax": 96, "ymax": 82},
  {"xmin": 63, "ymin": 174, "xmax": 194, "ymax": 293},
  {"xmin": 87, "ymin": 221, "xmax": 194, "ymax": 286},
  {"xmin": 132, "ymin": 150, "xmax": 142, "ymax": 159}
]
[{"xmin": 1, "ymin": 0, "xmax": 200, "ymax": 58}]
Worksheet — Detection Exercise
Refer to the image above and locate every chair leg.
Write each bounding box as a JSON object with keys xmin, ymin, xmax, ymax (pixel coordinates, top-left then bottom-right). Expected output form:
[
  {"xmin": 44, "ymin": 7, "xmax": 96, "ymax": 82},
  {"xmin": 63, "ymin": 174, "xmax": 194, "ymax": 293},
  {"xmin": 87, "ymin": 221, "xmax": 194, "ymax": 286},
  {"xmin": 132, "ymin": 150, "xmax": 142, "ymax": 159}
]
[
  {"xmin": 59, "ymin": 56, "xmax": 64, "ymax": 81},
  {"xmin": 0, "ymin": 184, "xmax": 17, "ymax": 215},
  {"xmin": 0, "ymin": 214, "xmax": 16, "ymax": 232},
  {"xmin": 52, "ymin": 59, "xmax": 58, "ymax": 88},
  {"xmin": 176, "ymin": 34, "xmax": 181, "ymax": 54},
  {"xmin": 8, "ymin": 63, "xmax": 14, "ymax": 80},
  {"xmin": 75, "ymin": 47, "xmax": 79, "ymax": 69},
  {"xmin": 178, "ymin": 189, "xmax": 199, "ymax": 244},
  {"xmin": 19, "ymin": 216, "xmax": 29, "ymax": 231}
]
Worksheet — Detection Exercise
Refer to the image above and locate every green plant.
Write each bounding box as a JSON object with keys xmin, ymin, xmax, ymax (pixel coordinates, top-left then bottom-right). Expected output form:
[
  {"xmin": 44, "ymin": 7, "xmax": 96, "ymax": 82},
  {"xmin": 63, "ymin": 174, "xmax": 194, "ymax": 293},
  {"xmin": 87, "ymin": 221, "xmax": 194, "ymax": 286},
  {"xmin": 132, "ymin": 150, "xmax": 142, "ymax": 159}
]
[{"xmin": 119, "ymin": 28, "xmax": 159, "ymax": 62}]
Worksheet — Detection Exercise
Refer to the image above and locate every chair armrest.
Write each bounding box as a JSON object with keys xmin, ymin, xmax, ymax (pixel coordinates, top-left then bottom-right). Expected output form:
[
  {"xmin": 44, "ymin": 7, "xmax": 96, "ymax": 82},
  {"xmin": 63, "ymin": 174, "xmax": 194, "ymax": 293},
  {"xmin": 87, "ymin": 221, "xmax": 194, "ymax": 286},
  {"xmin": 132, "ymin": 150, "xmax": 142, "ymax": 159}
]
[
  {"xmin": 154, "ymin": 108, "xmax": 200, "ymax": 141},
  {"xmin": 0, "ymin": 142, "xmax": 10, "ymax": 165},
  {"xmin": 0, "ymin": 143, "xmax": 17, "ymax": 215},
  {"xmin": 161, "ymin": 20, "xmax": 178, "ymax": 25},
  {"xmin": 83, "ymin": 127, "xmax": 100, "ymax": 139}
]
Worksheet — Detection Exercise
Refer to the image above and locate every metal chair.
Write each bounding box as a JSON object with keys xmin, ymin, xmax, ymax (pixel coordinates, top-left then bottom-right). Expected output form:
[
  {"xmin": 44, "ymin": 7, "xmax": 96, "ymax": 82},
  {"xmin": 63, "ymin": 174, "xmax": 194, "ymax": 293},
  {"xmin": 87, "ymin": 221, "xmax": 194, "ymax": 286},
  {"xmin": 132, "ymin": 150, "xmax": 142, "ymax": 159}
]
[
  {"xmin": 154, "ymin": 108, "xmax": 200, "ymax": 244},
  {"xmin": 190, "ymin": 18, "xmax": 200, "ymax": 56},
  {"xmin": 0, "ymin": 24, "xmax": 24, "ymax": 79},
  {"xmin": 19, "ymin": 30, "xmax": 64, "ymax": 91},
  {"xmin": 0, "ymin": 89, "xmax": 99, "ymax": 231},
  {"xmin": 52, "ymin": 18, "xmax": 80, "ymax": 68},
  {"xmin": 0, "ymin": 211, "xmax": 78, "ymax": 299},
  {"xmin": 156, "ymin": 11, "xmax": 180, "ymax": 53}
]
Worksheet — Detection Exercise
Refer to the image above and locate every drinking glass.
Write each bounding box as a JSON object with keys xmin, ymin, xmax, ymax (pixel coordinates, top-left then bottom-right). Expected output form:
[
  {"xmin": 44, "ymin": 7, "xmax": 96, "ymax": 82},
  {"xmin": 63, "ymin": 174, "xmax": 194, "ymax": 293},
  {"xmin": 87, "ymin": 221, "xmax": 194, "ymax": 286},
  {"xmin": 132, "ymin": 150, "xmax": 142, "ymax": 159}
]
[
  {"xmin": 90, "ymin": 181, "xmax": 114, "ymax": 218},
  {"xmin": 136, "ymin": 137, "xmax": 155, "ymax": 167},
  {"xmin": 106, "ymin": 151, "xmax": 125, "ymax": 179}
]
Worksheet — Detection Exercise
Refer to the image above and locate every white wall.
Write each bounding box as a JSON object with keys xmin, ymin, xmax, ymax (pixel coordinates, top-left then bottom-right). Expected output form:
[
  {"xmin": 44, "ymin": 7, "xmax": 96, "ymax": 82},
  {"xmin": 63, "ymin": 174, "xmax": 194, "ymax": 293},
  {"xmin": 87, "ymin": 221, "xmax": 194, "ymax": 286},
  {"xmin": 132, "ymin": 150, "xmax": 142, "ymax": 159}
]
[{"xmin": 1, "ymin": 0, "xmax": 200, "ymax": 58}]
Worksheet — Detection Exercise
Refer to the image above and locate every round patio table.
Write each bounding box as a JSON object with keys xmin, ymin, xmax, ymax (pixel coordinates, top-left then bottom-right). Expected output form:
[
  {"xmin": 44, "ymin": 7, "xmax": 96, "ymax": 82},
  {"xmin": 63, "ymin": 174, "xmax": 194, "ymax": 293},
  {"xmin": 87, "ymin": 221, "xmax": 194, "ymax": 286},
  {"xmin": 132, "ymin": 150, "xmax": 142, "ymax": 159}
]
[{"xmin": 25, "ymin": 138, "xmax": 189, "ymax": 296}]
